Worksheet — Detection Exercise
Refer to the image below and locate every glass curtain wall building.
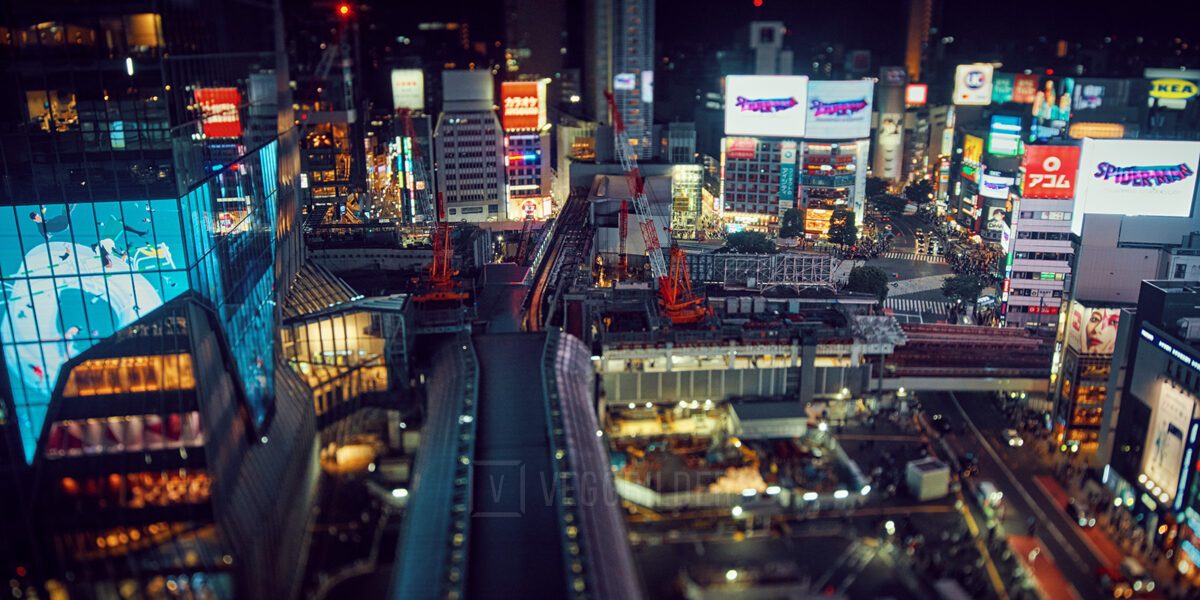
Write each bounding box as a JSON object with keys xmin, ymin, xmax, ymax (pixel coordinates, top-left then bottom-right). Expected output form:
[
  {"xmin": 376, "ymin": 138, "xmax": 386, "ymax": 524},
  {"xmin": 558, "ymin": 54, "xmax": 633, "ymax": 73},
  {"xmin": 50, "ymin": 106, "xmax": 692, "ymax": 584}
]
[{"xmin": 0, "ymin": 0, "xmax": 312, "ymax": 596}]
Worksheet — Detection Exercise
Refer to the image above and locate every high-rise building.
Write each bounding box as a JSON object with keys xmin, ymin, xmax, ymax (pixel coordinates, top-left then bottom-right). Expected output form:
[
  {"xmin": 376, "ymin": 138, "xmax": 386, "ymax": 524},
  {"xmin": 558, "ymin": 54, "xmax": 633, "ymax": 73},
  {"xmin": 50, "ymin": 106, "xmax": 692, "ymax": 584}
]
[
  {"xmin": 501, "ymin": 80, "xmax": 553, "ymax": 219},
  {"xmin": 748, "ymin": 22, "xmax": 792, "ymax": 76},
  {"xmin": 436, "ymin": 70, "xmax": 507, "ymax": 222},
  {"xmin": 586, "ymin": 0, "xmax": 654, "ymax": 160},
  {"xmin": 904, "ymin": 0, "xmax": 932, "ymax": 82},
  {"xmin": 0, "ymin": 0, "xmax": 315, "ymax": 596}
]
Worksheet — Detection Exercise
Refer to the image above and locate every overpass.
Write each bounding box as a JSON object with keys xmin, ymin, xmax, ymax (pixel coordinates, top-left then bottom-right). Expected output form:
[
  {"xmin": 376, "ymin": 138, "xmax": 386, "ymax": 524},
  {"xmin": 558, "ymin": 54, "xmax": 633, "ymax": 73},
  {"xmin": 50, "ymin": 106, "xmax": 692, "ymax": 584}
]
[
  {"xmin": 390, "ymin": 330, "xmax": 641, "ymax": 600},
  {"xmin": 879, "ymin": 323, "xmax": 1053, "ymax": 393}
]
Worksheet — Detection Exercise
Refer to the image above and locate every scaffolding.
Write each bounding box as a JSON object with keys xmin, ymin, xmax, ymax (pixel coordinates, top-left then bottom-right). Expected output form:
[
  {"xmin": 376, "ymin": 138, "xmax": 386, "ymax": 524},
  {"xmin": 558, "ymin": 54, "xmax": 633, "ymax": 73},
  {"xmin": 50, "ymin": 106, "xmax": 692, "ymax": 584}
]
[{"xmin": 687, "ymin": 252, "xmax": 838, "ymax": 292}]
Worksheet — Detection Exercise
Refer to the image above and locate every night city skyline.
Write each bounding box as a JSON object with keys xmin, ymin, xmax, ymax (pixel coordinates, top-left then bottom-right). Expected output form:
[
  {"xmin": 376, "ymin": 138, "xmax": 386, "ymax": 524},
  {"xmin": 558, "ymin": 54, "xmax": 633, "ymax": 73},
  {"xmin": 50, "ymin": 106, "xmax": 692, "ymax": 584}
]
[{"xmin": 3, "ymin": 0, "xmax": 1200, "ymax": 599}]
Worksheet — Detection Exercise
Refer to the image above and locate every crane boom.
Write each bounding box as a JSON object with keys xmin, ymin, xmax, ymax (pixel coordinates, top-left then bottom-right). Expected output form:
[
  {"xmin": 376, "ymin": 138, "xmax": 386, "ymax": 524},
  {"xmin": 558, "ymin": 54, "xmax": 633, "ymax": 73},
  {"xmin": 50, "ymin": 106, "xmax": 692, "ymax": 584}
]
[{"xmin": 605, "ymin": 91, "xmax": 667, "ymax": 279}]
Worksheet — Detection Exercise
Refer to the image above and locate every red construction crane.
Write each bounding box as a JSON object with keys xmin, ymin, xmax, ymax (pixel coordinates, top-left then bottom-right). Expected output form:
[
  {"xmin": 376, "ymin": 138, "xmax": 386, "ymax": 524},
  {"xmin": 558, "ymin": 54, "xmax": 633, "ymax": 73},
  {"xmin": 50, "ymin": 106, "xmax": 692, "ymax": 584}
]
[
  {"xmin": 604, "ymin": 90, "xmax": 710, "ymax": 325},
  {"xmin": 413, "ymin": 192, "xmax": 468, "ymax": 304},
  {"xmin": 617, "ymin": 198, "xmax": 629, "ymax": 280}
]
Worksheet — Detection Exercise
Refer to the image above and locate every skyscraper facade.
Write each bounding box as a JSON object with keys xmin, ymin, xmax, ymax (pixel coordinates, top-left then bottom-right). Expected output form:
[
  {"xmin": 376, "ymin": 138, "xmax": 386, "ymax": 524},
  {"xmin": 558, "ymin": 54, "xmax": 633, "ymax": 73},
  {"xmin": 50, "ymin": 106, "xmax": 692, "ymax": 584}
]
[
  {"xmin": 436, "ymin": 70, "xmax": 507, "ymax": 222},
  {"xmin": 587, "ymin": 0, "xmax": 654, "ymax": 160}
]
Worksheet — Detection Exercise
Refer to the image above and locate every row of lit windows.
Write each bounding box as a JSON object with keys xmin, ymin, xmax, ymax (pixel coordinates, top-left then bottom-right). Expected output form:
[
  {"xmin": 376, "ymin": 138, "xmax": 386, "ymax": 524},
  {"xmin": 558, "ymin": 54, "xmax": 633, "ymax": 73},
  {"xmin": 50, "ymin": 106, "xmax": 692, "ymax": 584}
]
[
  {"xmin": 44, "ymin": 411, "xmax": 203, "ymax": 459},
  {"xmin": 63, "ymin": 353, "xmax": 195, "ymax": 398},
  {"xmin": 57, "ymin": 469, "xmax": 211, "ymax": 510}
]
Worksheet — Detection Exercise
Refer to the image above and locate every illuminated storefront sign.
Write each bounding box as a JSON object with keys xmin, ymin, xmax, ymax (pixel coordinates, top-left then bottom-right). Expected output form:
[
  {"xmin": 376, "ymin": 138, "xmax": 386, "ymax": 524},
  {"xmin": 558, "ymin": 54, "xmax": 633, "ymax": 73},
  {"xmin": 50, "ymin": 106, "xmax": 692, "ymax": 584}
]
[
  {"xmin": 725, "ymin": 137, "xmax": 758, "ymax": 160},
  {"xmin": 193, "ymin": 87, "xmax": 242, "ymax": 138},
  {"xmin": 1030, "ymin": 78, "xmax": 1074, "ymax": 142},
  {"xmin": 613, "ymin": 73, "xmax": 637, "ymax": 91},
  {"xmin": 1022, "ymin": 145, "xmax": 1080, "ymax": 199},
  {"xmin": 390, "ymin": 69, "xmax": 425, "ymax": 111},
  {"xmin": 779, "ymin": 141, "xmax": 797, "ymax": 202},
  {"xmin": 805, "ymin": 80, "xmax": 873, "ymax": 139},
  {"xmin": 1068, "ymin": 122, "xmax": 1126, "ymax": 139},
  {"xmin": 980, "ymin": 172, "xmax": 1015, "ymax": 200},
  {"xmin": 500, "ymin": 81, "xmax": 547, "ymax": 131},
  {"xmin": 953, "ymin": 63, "xmax": 994, "ymax": 106},
  {"xmin": 1150, "ymin": 78, "xmax": 1199, "ymax": 100},
  {"xmin": 725, "ymin": 75, "xmax": 808, "ymax": 138}
]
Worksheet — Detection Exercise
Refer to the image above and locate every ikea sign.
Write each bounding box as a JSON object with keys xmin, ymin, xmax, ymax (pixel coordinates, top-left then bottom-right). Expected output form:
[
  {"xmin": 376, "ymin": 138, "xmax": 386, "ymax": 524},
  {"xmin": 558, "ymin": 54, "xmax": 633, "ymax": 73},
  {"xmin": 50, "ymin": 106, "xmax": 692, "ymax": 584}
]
[{"xmin": 1150, "ymin": 78, "xmax": 1199, "ymax": 100}]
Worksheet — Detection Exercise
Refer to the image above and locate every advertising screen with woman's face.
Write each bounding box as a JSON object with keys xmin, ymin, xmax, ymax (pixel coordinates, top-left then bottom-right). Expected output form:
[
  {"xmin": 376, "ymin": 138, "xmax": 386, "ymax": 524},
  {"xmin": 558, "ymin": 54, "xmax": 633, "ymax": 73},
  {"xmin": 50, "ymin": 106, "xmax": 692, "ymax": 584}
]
[{"xmin": 1068, "ymin": 302, "xmax": 1121, "ymax": 355}]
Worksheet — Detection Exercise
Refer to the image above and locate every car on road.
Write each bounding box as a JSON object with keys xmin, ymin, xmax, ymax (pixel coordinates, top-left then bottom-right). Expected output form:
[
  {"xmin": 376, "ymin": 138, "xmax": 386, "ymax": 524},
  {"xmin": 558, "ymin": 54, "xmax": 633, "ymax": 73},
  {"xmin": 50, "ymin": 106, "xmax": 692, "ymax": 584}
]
[
  {"xmin": 959, "ymin": 452, "xmax": 979, "ymax": 478},
  {"xmin": 930, "ymin": 413, "xmax": 952, "ymax": 434},
  {"xmin": 1002, "ymin": 429, "xmax": 1024, "ymax": 447},
  {"xmin": 1066, "ymin": 498, "xmax": 1096, "ymax": 528},
  {"xmin": 1120, "ymin": 558, "xmax": 1156, "ymax": 595}
]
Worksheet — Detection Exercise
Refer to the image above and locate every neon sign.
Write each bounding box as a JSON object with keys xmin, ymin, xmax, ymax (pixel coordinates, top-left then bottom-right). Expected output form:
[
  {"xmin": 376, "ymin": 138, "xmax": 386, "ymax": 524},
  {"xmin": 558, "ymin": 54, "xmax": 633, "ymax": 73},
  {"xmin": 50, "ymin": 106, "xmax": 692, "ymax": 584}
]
[
  {"xmin": 736, "ymin": 96, "xmax": 799, "ymax": 113},
  {"xmin": 1094, "ymin": 162, "xmax": 1195, "ymax": 187},
  {"xmin": 809, "ymin": 99, "xmax": 868, "ymax": 117}
]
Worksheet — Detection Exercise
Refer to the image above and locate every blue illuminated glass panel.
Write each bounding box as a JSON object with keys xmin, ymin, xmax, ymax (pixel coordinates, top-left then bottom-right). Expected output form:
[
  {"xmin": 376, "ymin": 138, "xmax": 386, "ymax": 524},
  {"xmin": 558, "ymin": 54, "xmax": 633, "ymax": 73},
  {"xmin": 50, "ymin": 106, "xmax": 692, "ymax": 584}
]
[{"xmin": 0, "ymin": 200, "xmax": 188, "ymax": 461}]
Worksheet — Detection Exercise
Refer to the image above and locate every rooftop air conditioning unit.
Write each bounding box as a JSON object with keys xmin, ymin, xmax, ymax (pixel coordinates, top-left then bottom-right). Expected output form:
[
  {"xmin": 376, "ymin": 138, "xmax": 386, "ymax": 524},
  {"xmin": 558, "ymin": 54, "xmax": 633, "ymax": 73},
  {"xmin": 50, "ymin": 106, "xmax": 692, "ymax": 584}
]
[{"xmin": 1178, "ymin": 317, "xmax": 1200, "ymax": 341}]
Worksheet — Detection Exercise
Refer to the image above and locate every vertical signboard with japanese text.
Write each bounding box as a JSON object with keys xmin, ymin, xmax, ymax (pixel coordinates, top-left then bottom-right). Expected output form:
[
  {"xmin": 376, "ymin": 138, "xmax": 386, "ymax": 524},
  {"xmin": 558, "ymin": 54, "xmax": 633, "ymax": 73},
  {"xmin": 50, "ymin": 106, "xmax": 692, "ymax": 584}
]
[{"xmin": 779, "ymin": 141, "xmax": 798, "ymax": 204}]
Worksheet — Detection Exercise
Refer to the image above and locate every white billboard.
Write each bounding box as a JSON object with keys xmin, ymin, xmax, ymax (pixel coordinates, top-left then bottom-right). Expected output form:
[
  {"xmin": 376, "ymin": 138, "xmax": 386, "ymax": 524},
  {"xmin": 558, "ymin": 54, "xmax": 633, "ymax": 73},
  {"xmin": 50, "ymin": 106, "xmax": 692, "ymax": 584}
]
[
  {"xmin": 1142, "ymin": 383, "xmax": 1195, "ymax": 502},
  {"xmin": 614, "ymin": 73, "xmax": 637, "ymax": 91},
  {"xmin": 805, "ymin": 80, "xmax": 873, "ymax": 139},
  {"xmin": 953, "ymin": 64, "xmax": 994, "ymax": 106},
  {"xmin": 1074, "ymin": 139, "xmax": 1200, "ymax": 232},
  {"xmin": 391, "ymin": 69, "xmax": 425, "ymax": 111},
  {"xmin": 979, "ymin": 173, "xmax": 1014, "ymax": 199},
  {"xmin": 724, "ymin": 75, "xmax": 808, "ymax": 138}
]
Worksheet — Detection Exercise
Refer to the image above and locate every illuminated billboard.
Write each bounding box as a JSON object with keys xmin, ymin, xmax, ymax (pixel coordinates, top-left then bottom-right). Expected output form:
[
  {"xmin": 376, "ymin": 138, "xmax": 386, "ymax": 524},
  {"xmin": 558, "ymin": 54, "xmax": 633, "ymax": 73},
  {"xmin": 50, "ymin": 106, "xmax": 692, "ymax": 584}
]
[
  {"xmin": 779, "ymin": 141, "xmax": 797, "ymax": 202},
  {"xmin": 980, "ymin": 172, "xmax": 1014, "ymax": 200},
  {"xmin": 1075, "ymin": 139, "xmax": 1200, "ymax": 226},
  {"xmin": 961, "ymin": 135, "xmax": 983, "ymax": 182},
  {"xmin": 1022, "ymin": 145, "xmax": 1081, "ymax": 199},
  {"xmin": 1, "ymin": 200, "xmax": 189, "ymax": 461},
  {"xmin": 805, "ymin": 80, "xmax": 872, "ymax": 139},
  {"xmin": 1066, "ymin": 302, "xmax": 1120, "ymax": 355},
  {"xmin": 1030, "ymin": 78, "xmax": 1074, "ymax": 142},
  {"xmin": 193, "ymin": 88, "xmax": 242, "ymax": 138},
  {"xmin": 953, "ymin": 64, "xmax": 994, "ymax": 106},
  {"xmin": 1142, "ymin": 382, "xmax": 1195, "ymax": 502},
  {"xmin": 390, "ymin": 69, "xmax": 425, "ymax": 111},
  {"xmin": 988, "ymin": 115, "xmax": 1022, "ymax": 157},
  {"xmin": 876, "ymin": 113, "xmax": 903, "ymax": 179},
  {"xmin": 613, "ymin": 73, "xmax": 636, "ymax": 91},
  {"xmin": 905, "ymin": 84, "xmax": 928, "ymax": 106},
  {"xmin": 500, "ymin": 81, "xmax": 547, "ymax": 131},
  {"xmin": 992, "ymin": 73, "xmax": 1014, "ymax": 104},
  {"xmin": 724, "ymin": 75, "xmax": 808, "ymax": 138},
  {"xmin": 725, "ymin": 138, "xmax": 758, "ymax": 160},
  {"xmin": 1012, "ymin": 74, "xmax": 1040, "ymax": 104}
]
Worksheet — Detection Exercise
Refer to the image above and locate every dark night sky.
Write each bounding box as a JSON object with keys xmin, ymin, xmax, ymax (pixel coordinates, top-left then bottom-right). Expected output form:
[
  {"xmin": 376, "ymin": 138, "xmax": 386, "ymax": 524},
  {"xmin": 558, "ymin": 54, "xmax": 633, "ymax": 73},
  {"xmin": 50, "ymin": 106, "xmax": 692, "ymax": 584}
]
[{"xmin": 656, "ymin": 0, "xmax": 1199, "ymax": 62}]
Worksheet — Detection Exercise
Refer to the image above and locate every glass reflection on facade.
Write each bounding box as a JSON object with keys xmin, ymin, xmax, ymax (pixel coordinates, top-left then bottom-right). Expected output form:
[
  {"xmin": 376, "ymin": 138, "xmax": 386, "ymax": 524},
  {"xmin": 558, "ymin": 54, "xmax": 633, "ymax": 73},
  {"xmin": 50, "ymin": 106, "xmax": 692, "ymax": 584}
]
[{"xmin": 0, "ymin": 199, "xmax": 187, "ymax": 460}]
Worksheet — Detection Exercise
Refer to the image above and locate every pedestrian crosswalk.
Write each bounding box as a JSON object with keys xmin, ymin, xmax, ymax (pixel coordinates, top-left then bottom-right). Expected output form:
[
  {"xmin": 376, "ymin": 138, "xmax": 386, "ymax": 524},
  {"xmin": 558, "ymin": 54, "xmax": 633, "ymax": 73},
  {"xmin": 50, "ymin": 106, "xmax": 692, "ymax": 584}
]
[
  {"xmin": 881, "ymin": 251, "xmax": 948, "ymax": 264},
  {"xmin": 884, "ymin": 297, "xmax": 953, "ymax": 315}
]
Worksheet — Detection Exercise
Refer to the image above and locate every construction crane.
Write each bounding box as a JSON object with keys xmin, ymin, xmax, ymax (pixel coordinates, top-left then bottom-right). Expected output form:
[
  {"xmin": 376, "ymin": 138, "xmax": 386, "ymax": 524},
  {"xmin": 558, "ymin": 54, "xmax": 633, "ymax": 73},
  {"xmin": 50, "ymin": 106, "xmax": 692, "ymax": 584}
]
[
  {"xmin": 605, "ymin": 90, "xmax": 667, "ymax": 279},
  {"xmin": 413, "ymin": 192, "xmax": 468, "ymax": 304},
  {"xmin": 604, "ymin": 90, "xmax": 710, "ymax": 325},
  {"xmin": 396, "ymin": 108, "xmax": 435, "ymax": 225},
  {"xmin": 617, "ymin": 198, "xmax": 629, "ymax": 280},
  {"xmin": 515, "ymin": 215, "xmax": 535, "ymax": 265}
]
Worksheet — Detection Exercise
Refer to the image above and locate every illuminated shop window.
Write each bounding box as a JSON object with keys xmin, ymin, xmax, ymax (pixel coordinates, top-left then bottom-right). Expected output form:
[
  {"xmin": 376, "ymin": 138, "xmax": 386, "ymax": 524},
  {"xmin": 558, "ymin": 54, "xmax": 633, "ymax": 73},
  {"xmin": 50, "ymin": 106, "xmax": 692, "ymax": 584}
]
[
  {"xmin": 44, "ymin": 411, "xmax": 204, "ymax": 458},
  {"xmin": 56, "ymin": 469, "xmax": 211, "ymax": 509},
  {"xmin": 62, "ymin": 353, "xmax": 195, "ymax": 397}
]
